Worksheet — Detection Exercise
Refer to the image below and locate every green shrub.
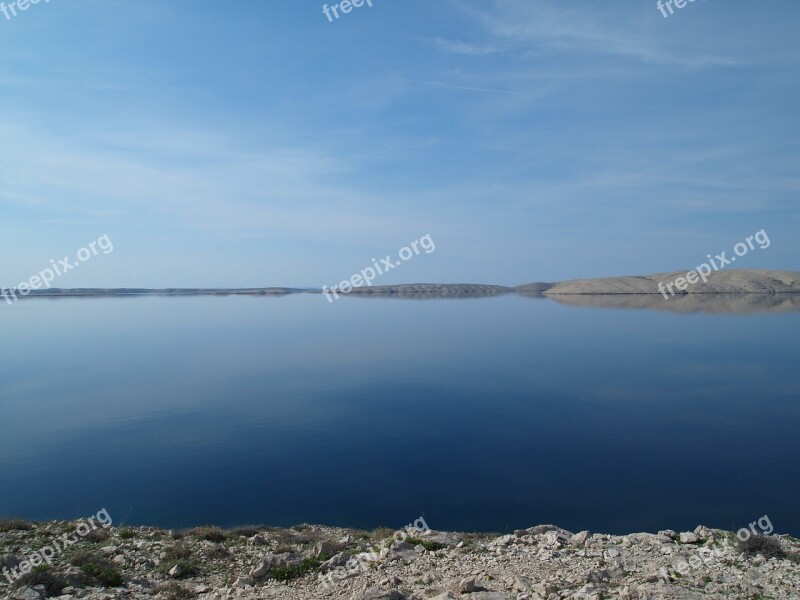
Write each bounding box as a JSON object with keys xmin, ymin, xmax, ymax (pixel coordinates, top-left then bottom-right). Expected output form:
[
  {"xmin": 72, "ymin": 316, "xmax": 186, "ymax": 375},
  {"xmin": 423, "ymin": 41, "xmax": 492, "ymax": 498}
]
[
  {"xmin": 0, "ymin": 518, "xmax": 32, "ymax": 532},
  {"xmin": 80, "ymin": 562, "xmax": 124, "ymax": 587},
  {"xmin": 228, "ymin": 525, "xmax": 264, "ymax": 537},
  {"xmin": 68, "ymin": 549, "xmax": 124, "ymax": 588},
  {"xmin": 159, "ymin": 581, "xmax": 197, "ymax": 600},
  {"xmin": 160, "ymin": 559, "xmax": 200, "ymax": 579},
  {"xmin": 269, "ymin": 557, "xmax": 323, "ymax": 581},
  {"xmin": 737, "ymin": 535, "xmax": 788, "ymax": 560},
  {"xmin": 16, "ymin": 566, "xmax": 67, "ymax": 596},
  {"xmin": 188, "ymin": 526, "xmax": 227, "ymax": 543},
  {"xmin": 164, "ymin": 545, "xmax": 193, "ymax": 561},
  {"xmin": 405, "ymin": 536, "xmax": 447, "ymax": 551}
]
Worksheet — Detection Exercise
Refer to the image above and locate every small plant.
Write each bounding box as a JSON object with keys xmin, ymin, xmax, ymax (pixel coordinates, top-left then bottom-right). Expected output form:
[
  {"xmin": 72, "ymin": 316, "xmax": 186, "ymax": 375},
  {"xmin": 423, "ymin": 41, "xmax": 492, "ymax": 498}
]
[
  {"xmin": 0, "ymin": 518, "xmax": 32, "ymax": 532},
  {"xmin": 160, "ymin": 559, "xmax": 200, "ymax": 579},
  {"xmin": 68, "ymin": 549, "xmax": 124, "ymax": 588},
  {"xmin": 80, "ymin": 562, "xmax": 124, "ymax": 587},
  {"xmin": 119, "ymin": 528, "xmax": 136, "ymax": 540},
  {"xmin": 159, "ymin": 581, "xmax": 197, "ymax": 600},
  {"xmin": 68, "ymin": 549, "xmax": 103, "ymax": 568},
  {"xmin": 16, "ymin": 566, "xmax": 67, "ymax": 597},
  {"xmin": 164, "ymin": 545, "xmax": 193, "ymax": 561},
  {"xmin": 737, "ymin": 535, "xmax": 788, "ymax": 560},
  {"xmin": 204, "ymin": 545, "xmax": 230, "ymax": 559},
  {"xmin": 189, "ymin": 526, "xmax": 227, "ymax": 543},
  {"xmin": 370, "ymin": 527, "xmax": 394, "ymax": 540},
  {"xmin": 405, "ymin": 536, "xmax": 447, "ymax": 552},
  {"xmin": 269, "ymin": 557, "xmax": 323, "ymax": 581},
  {"xmin": 85, "ymin": 528, "xmax": 111, "ymax": 543},
  {"xmin": 228, "ymin": 525, "xmax": 264, "ymax": 537}
]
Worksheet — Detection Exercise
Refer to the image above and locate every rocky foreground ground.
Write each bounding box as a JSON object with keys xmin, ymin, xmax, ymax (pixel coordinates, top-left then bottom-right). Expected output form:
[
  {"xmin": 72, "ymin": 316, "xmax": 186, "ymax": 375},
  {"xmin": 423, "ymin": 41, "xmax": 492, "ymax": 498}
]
[{"xmin": 1, "ymin": 519, "xmax": 798, "ymax": 600}]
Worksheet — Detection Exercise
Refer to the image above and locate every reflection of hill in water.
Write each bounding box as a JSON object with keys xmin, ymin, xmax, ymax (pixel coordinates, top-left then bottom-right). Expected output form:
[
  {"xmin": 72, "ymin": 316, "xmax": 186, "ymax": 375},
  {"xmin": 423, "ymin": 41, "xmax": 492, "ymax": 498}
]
[
  {"xmin": 347, "ymin": 287, "xmax": 800, "ymax": 313},
  {"xmin": 545, "ymin": 293, "xmax": 800, "ymax": 314},
  {"xmin": 346, "ymin": 284, "xmax": 510, "ymax": 299},
  {"xmin": 12, "ymin": 282, "xmax": 800, "ymax": 313}
]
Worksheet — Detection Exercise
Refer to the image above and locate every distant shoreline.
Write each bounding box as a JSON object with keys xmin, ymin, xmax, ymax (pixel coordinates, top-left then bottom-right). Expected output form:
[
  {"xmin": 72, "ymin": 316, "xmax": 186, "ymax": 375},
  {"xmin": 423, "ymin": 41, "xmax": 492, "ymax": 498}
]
[{"xmin": 3, "ymin": 269, "xmax": 800, "ymax": 298}]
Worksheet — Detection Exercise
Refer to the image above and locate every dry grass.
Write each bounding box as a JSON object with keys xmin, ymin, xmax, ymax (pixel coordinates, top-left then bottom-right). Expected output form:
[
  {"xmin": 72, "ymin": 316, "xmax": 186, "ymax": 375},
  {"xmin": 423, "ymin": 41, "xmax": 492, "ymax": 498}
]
[{"xmin": 0, "ymin": 518, "xmax": 33, "ymax": 532}]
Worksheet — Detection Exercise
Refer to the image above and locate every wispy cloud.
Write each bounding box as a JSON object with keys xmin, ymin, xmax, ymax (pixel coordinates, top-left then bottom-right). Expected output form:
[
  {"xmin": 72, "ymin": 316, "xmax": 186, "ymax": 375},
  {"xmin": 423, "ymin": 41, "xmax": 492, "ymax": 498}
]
[
  {"xmin": 433, "ymin": 38, "xmax": 502, "ymax": 57},
  {"xmin": 454, "ymin": 0, "xmax": 742, "ymax": 68}
]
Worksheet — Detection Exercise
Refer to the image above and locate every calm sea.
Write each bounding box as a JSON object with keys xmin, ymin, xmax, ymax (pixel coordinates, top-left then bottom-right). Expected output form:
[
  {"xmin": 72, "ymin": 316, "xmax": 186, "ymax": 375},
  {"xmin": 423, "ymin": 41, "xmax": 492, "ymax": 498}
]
[{"xmin": 1, "ymin": 294, "xmax": 798, "ymax": 535}]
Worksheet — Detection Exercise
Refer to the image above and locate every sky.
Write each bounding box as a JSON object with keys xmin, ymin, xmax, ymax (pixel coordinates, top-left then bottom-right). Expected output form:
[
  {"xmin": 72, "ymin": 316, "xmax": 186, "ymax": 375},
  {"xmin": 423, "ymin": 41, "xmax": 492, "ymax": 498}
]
[{"xmin": 1, "ymin": 0, "xmax": 798, "ymax": 288}]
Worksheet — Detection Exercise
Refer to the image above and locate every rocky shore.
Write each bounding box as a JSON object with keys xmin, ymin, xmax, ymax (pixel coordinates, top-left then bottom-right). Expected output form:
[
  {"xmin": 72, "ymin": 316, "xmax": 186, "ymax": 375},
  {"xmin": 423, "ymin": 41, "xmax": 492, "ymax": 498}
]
[{"xmin": 2, "ymin": 519, "xmax": 798, "ymax": 600}]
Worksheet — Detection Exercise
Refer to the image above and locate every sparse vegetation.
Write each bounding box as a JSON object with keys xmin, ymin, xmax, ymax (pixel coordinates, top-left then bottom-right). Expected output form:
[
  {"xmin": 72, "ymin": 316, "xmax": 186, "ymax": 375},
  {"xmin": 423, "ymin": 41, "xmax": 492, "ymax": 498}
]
[
  {"xmin": 0, "ymin": 518, "xmax": 32, "ymax": 533},
  {"xmin": 68, "ymin": 549, "xmax": 124, "ymax": 588},
  {"xmin": 159, "ymin": 581, "xmax": 197, "ymax": 600},
  {"xmin": 160, "ymin": 559, "xmax": 200, "ymax": 579},
  {"xmin": 85, "ymin": 527, "xmax": 111, "ymax": 543},
  {"xmin": 188, "ymin": 526, "xmax": 227, "ymax": 543},
  {"xmin": 164, "ymin": 544, "xmax": 193, "ymax": 561},
  {"xmin": 370, "ymin": 527, "xmax": 395, "ymax": 540},
  {"xmin": 405, "ymin": 536, "xmax": 447, "ymax": 552},
  {"xmin": 16, "ymin": 565, "xmax": 67, "ymax": 596},
  {"xmin": 737, "ymin": 535, "xmax": 788, "ymax": 560},
  {"xmin": 228, "ymin": 525, "xmax": 264, "ymax": 537},
  {"xmin": 269, "ymin": 557, "xmax": 324, "ymax": 581},
  {"xmin": 80, "ymin": 562, "xmax": 125, "ymax": 587}
]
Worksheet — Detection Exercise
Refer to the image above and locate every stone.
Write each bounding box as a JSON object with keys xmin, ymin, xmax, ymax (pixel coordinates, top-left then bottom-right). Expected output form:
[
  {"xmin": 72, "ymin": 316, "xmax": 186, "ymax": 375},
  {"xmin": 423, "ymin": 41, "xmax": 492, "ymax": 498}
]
[
  {"xmin": 421, "ymin": 530, "xmax": 462, "ymax": 546},
  {"xmin": 320, "ymin": 551, "xmax": 352, "ymax": 572},
  {"xmin": 572, "ymin": 530, "xmax": 592, "ymax": 547},
  {"xmin": 232, "ymin": 576, "xmax": 254, "ymax": 588},
  {"xmin": 680, "ymin": 532, "xmax": 702, "ymax": 544},
  {"xmin": 249, "ymin": 560, "xmax": 269, "ymax": 578},
  {"xmin": 458, "ymin": 577, "xmax": 476, "ymax": 592},
  {"xmin": 694, "ymin": 525, "xmax": 715, "ymax": 540},
  {"xmin": 10, "ymin": 588, "xmax": 43, "ymax": 600},
  {"xmin": 388, "ymin": 541, "xmax": 417, "ymax": 562},
  {"xmin": 246, "ymin": 534, "xmax": 268, "ymax": 546},
  {"xmin": 353, "ymin": 588, "xmax": 406, "ymax": 600},
  {"xmin": 314, "ymin": 540, "xmax": 339, "ymax": 557},
  {"xmin": 659, "ymin": 530, "xmax": 678, "ymax": 540}
]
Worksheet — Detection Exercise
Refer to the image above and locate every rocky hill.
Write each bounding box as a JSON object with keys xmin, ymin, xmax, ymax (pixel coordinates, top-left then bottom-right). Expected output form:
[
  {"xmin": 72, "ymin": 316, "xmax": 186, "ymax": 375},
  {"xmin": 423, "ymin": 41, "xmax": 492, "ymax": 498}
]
[{"xmin": 1, "ymin": 519, "xmax": 798, "ymax": 600}]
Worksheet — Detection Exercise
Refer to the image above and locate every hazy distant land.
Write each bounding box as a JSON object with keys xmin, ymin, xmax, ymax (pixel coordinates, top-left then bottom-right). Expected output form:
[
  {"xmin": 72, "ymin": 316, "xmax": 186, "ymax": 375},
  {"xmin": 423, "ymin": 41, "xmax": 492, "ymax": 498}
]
[{"xmin": 6, "ymin": 270, "xmax": 800, "ymax": 313}]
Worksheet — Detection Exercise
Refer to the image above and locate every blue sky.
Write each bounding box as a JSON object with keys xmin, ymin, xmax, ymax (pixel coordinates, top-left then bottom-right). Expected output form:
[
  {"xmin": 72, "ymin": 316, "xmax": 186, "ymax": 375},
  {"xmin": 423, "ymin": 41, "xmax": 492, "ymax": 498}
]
[{"xmin": 1, "ymin": 0, "xmax": 798, "ymax": 287}]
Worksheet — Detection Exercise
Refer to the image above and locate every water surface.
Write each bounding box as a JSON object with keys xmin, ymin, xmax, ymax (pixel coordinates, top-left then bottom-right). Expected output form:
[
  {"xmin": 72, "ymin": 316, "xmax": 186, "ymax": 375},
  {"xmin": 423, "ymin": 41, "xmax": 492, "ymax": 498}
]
[{"xmin": 1, "ymin": 295, "xmax": 798, "ymax": 535}]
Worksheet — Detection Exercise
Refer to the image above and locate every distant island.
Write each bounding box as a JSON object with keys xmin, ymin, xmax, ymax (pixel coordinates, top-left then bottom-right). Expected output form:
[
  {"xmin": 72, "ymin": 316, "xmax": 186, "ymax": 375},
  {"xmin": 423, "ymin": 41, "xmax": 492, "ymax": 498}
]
[
  {"xmin": 4, "ymin": 270, "xmax": 800, "ymax": 313},
  {"xmin": 6, "ymin": 269, "xmax": 798, "ymax": 297}
]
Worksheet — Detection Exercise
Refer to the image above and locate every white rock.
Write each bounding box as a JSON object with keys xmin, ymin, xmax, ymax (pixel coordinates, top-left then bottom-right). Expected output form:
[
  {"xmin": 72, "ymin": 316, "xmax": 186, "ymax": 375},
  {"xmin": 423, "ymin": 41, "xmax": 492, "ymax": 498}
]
[
  {"xmin": 458, "ymin": 577, "xmax": 476, "ymax": 592},
  {"xmin": 680, "ymin": 532, "xmax": 702, "ymax": 544}
]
